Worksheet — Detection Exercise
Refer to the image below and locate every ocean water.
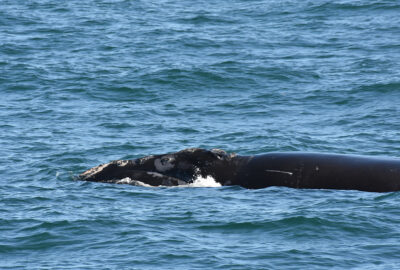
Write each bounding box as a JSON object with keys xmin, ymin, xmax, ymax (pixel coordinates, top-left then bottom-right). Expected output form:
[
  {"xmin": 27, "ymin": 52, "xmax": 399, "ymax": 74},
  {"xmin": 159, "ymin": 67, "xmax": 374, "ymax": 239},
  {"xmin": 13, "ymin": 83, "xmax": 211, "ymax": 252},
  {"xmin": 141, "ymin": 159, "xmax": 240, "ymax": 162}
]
[{"xmin": 1, "ymin": 0, "xmax": 400, "ymax": 269}]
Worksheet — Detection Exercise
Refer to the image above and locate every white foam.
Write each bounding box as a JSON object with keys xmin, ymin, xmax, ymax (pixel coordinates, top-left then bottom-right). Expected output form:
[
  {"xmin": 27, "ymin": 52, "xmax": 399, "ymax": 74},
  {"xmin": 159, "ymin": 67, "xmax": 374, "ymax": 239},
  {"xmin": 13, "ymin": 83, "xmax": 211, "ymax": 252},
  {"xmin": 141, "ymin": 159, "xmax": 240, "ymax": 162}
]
[{"xmin": 184, "ymin": 175, "xmax": 222, "ymax": 188}]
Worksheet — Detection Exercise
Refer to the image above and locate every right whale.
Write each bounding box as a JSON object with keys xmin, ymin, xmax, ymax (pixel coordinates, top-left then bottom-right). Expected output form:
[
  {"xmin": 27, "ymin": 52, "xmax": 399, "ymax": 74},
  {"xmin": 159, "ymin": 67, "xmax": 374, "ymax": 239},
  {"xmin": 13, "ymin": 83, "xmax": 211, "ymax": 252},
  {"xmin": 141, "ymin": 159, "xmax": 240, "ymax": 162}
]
[{"xmin": 79, "ymin": 148, "xmax": 400, "ymax": 192}]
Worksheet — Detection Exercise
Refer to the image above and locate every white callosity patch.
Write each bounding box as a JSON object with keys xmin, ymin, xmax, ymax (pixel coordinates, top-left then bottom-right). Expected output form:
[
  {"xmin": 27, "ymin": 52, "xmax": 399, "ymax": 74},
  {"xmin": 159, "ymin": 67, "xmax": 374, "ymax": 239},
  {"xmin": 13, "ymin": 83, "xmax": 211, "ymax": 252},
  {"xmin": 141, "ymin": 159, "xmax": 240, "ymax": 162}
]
[
  {"xmin": 116, "ymin": 177, "xmax": 152, "ymax": 187},
  {"xmin": 146, "ymin": 171, "xmax": 165, "ymax": 178},
  {"xmin": 137, "ymin": 155, "xmax": 155, "ymax": 164},
  {"xmin": 116, "ymin": 177, "xmax": 134, "ymax": 184},
  {"xmin": 210, "ymin": 148, "xmax": 237, "ymax": 159},
  {"xmin": 115, "ymin": 160, "xmax": 129, "ymax": 167},
  {"xmin": 210, "ymin": 148, "xmax": 227, "ymax": 159},
  {"xmin": 179, "ymin": 148, "xmax": 200, "ymax": 153},
  {"xmin": 154, "ymin": 155, "xmax": 175, "ymax": 172},
  {"xmin": 80, "ymin": 163, "xmax": 110, "ymax": 179},
  {"xmin": 146, "ymin": 171, "xmax": 187, "ymax": 186}
]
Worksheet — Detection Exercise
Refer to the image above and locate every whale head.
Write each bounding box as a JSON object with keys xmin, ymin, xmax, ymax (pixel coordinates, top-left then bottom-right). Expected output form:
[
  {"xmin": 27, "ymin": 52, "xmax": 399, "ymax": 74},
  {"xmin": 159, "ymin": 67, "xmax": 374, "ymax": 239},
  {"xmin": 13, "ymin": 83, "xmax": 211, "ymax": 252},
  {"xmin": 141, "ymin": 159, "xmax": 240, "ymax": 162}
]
[{"xmin": 79, "ymin": 148, "xmax": 238, "ymax": 186}]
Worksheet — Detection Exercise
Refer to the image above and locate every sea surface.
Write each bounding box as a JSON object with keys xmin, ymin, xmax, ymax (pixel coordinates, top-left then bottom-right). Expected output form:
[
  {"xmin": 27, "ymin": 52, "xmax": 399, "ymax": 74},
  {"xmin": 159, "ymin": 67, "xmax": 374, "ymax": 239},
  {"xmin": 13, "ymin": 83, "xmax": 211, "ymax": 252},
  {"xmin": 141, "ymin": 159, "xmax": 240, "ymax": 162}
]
[{"xmin": 1, "ymin": 0, "xmax": 400, "ymax": 269}]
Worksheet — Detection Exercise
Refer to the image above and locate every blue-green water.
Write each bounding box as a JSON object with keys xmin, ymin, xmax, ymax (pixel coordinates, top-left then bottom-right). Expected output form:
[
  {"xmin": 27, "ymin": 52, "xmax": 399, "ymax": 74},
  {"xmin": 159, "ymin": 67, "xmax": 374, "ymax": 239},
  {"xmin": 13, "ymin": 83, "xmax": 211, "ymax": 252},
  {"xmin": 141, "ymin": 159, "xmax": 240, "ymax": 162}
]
[{"xmin": 1, "ymin": 0, "xmax": 400, "ymax": 269}]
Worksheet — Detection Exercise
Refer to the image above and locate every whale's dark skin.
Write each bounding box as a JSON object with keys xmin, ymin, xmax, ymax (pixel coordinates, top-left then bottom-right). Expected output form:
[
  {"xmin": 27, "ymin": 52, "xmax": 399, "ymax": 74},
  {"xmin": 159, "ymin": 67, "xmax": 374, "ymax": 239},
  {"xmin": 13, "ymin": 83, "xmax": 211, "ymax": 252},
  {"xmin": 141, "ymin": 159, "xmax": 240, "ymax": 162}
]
[{"xmin": 79, "ymin": 148, "xmax": 400, "ymax": 192}]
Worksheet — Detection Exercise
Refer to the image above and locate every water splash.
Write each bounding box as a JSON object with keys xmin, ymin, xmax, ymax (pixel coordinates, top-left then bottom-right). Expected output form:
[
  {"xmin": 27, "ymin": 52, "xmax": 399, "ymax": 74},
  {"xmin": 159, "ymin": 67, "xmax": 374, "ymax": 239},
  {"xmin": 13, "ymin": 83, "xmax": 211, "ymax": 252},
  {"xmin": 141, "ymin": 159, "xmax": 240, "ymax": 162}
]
[{"xmin": 185, "ymin": 175, "xmax": 222, "ymax": 187}]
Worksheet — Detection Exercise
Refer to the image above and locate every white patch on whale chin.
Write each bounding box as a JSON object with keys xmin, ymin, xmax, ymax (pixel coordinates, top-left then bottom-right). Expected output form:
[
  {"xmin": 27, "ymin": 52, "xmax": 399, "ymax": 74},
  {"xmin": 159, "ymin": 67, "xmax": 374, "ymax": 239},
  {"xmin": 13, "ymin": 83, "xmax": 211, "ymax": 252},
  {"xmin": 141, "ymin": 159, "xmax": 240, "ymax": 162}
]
[
  {"xmin": 146, "ymin": 171, "xmax": 164, "ymax": 178},
  {"xmin": 116, "ymin": 177, "xmax": 153, "ymax": 187},
  {"xmin": 113, "ymin": 175, "xmax": 220, "ymax": 188}
]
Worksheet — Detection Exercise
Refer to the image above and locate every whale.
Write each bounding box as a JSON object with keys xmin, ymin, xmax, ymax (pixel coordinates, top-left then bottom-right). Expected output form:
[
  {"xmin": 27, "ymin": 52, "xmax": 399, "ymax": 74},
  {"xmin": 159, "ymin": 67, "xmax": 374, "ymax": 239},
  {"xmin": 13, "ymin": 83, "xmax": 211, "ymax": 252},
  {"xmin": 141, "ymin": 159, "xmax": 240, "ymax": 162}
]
[{"xmin": 79, "ymin": 148, "xmax": 400, "ymax": 192}]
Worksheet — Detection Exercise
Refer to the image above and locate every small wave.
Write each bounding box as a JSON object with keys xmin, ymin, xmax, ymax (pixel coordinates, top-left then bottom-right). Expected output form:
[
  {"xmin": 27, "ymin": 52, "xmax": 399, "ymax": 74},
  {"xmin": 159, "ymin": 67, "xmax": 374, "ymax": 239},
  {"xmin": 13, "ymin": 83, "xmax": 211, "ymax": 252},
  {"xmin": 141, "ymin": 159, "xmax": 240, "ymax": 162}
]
[
  {"xmin": 354, "ymin": 82, "xmax": 400, "ymax": 94},
  {"xmin": 179, "ymin": 14, "xmax": 235, "ymax": 25},
  {"xmin": 306, "ymin": 1, "xmax": 398, "ymax": 12}
]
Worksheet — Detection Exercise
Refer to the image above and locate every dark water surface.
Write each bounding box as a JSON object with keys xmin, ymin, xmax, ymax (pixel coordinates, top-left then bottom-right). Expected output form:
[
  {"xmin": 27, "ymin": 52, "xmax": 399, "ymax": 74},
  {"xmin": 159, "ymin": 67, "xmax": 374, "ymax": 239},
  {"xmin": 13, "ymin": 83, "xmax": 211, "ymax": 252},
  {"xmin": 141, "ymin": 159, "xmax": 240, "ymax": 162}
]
[{"xmin": 1, "ymin": 0, "xmax": 400, "ymax": 269}]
